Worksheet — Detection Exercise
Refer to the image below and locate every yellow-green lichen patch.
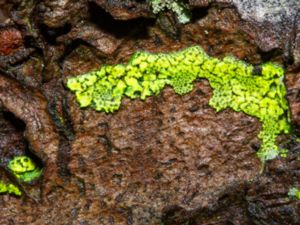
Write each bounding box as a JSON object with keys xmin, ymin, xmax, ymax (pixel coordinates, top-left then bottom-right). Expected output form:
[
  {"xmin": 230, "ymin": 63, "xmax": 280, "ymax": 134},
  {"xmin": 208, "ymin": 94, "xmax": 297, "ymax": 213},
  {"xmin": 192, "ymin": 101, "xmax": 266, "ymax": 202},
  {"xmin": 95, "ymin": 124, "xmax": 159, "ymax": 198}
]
[
  {"xmin": 66, "ymin": 46, "xmax": 291, "ymax": 161},
  {"xmin": 8, "ymin": 156, "xmax": 43, "ymax": 183},
  {"xmin": 0, "ymin": 181, "xmax": 21, "ymax": 196},
  {"xmin": 288, "ymin": 187, "xmax": 300, "ymax": 200}
]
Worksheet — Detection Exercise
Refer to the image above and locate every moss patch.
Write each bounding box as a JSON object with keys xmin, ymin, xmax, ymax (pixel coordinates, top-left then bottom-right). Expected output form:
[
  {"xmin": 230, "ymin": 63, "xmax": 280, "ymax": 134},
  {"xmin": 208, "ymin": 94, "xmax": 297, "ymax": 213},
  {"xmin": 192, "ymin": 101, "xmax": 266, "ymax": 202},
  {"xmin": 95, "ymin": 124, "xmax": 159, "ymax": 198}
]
[{"xmin": 67, "ymin": 46, "xmax": 290, "ymax": 161}]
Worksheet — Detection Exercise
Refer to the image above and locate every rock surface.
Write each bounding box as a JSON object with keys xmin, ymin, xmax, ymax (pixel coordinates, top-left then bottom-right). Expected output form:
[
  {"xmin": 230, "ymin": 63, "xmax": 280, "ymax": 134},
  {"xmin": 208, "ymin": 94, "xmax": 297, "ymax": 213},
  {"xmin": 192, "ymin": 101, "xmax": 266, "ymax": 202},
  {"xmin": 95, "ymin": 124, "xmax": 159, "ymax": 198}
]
[{"xmin": 0, "ymin": 0, "xmax": 299, "ymax": 225}]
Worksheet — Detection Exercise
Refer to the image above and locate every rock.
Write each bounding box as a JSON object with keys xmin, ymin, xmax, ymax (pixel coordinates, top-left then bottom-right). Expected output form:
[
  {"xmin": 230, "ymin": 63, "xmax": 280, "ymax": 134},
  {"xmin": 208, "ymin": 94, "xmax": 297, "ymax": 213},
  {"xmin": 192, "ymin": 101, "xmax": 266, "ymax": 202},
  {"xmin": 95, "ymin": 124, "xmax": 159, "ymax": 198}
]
[
  {"xmin": 37, "ymin": 0, "xmax": 87, "ymax": 28},
  {"xmin": 91, "ymin": 0, "xmax": 153, "ymax": 20},
  {"xmin": 232, "ymin": 0, "xmax": 300, "ymax": 65},
  {"xmin": 0, "ymin": 27, "xmax": 23, "ymax": 56},
  {"xmin": 247, "ymin": 155, "xmax": 300, "ymax": 225},
  {"xmin": 286, "ymin": 72, "xmax": 300, "ymax": 127},
  {"xmin": 0, "ymin": 27, "xmax": 35, "ymax": 72},
  {"xmin": 0, "ymin": 0, "xmax": 299, "ymax": 224},
  {"xmin": 0, "ymin": 75, "xmax": 60, "ymax": 194},
  {"xmin": 58, "ymin": 21, "xmax": 121, "ymax": 56},
  {"xmin": 189, "ymin": 0, "xmax": 210, "ymax": 8}
]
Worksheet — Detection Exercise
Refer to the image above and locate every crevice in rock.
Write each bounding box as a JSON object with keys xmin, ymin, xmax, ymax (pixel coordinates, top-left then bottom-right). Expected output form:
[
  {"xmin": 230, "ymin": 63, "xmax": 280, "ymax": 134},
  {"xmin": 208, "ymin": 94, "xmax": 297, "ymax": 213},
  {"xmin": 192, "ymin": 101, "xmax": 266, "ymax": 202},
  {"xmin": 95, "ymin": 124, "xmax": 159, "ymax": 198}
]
[{"xmin": 88, "ymin": 1, "xmax": 153, "ymax": 39}]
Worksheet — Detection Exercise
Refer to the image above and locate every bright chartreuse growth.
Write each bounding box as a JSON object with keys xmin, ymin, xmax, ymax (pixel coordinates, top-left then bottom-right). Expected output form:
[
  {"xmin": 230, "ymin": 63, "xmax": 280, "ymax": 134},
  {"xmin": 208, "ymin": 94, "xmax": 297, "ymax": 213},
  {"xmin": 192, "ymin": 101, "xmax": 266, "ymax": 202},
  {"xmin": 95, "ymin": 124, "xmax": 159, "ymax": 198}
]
[
  {"xmin": 288, "ymin": 187, "xmax": 300, "ymax": 200},
  {"xmin": 66, "ymin": 46, "xmax": 290, "ymax": 161},
  {"xmin": 8, "ymin": 156, "xmax": 43, "ymax": 183},
  {"xmin": 0, "ymin": 156, "xmax": 43, "ymax": 196},
  {"xmin": 0, "ymin": 181, "xmax": 22, "ymax": 196}
]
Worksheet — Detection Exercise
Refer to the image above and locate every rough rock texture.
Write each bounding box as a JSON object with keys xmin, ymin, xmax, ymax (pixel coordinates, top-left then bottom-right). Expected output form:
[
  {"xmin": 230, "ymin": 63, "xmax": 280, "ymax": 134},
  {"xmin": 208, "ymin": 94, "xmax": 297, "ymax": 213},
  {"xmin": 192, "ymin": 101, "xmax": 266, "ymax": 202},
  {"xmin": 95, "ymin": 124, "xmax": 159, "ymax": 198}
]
[
  {"xmin": 232, "ymin": 0, "xmax": 300, "ymax": 67},
  {"xmin": 246, "ymin": 156, "xmax": 300, "ymax": 225},
  {"xmin": 37, "ymin": 0, "xmax": 87, "ymax": 28},
  {"xmin": 0, "ymin": 0, "xmax": 299, "ymax": 225},
  {"xmin": 286, "ymin": 72, "xmax": 300, "ymax": 128},
  {"xmin": 91, "ymin": 0, "xmax": 153, "ymax": 20},
  {"xmin": 0, "ymin": 75, "xmax": 60, "ymax": 196},
  {"xmin": 67, "ymin": 82, "xmax": 261, "ymax": 224}
]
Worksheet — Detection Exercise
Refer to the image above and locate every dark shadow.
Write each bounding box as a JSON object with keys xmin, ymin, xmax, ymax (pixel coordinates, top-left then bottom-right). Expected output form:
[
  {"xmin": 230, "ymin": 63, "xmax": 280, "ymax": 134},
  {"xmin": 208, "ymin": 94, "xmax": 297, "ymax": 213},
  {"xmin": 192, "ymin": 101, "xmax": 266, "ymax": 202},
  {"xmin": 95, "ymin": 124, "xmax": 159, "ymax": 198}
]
[
  {"xmin": 162, "ymin": 205, "xmax": 190, "ymax": 225},
  {"xmin": 88, "ymin": 1, "xmax": 154, "ymax": 39},
  {"xmin": 2, "ymin": 111, "xmax": 26, "ymax": 132},
  {"xmin": 39, "ymin": 23, "xmax": 72, "ymax": 45},
  {"xmin": 190, "ymin": 7, "xmax": 209, "ymax": 23},
  {"xmin": 1, "ymin": 111, "xmax": 43, "ymax": 169}
]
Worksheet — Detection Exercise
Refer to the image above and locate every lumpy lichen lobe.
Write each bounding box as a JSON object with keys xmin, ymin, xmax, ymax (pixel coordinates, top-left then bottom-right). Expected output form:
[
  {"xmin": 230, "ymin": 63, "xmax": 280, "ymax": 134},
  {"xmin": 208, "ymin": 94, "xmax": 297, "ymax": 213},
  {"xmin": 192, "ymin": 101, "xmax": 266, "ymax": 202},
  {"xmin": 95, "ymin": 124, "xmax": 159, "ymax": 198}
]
[
  {"xmin": 67, "ymin": 46, "xmax": 290, "ymax": 161},
  {"xmin": 0, "ymin": 156, "xmax": 43, "ymax": 196},
  {"xmin": 0, "ymin": 181, "xmax": 22, "ymax": 196},
  {"xmin": 8, "ymin": 156, "xmax": 43, "ymax": 183}
]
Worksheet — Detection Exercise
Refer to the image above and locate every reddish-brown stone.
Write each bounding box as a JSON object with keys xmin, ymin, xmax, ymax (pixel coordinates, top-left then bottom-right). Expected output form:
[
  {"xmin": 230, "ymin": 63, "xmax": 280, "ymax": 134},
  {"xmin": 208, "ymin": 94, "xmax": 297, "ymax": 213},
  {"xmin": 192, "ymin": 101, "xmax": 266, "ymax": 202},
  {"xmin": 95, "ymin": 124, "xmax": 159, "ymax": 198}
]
[{"xmin": 0, "ymin": 28, "xmax": 23, "ymax": 56}]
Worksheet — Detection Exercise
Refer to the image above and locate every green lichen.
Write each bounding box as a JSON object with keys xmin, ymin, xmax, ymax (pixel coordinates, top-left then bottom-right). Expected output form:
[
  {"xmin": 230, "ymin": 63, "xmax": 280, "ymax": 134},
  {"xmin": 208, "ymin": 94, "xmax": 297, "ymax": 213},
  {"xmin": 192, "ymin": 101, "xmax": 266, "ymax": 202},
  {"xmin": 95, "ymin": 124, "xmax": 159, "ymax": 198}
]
[
  {"xmin": 0, "ymin": 156, "xmax": 42, "ymax": 196},
  {"xmin": 8, "ymin": 156, "xmax": 43, "ymax": 183},
  {"xmin": 288, "ymin": 187, "xmax": 300, "ymax": 200},
  {"xmin": 67, "ymin": 46, "xmax": 291, "ymax": 161},
  {"xmin": 0, "ymin": 181, "xmax": 21, "ymax": 196},
  {"xmin": 149, "ymin": 0, "xmax": 191, "ymax": 24}
]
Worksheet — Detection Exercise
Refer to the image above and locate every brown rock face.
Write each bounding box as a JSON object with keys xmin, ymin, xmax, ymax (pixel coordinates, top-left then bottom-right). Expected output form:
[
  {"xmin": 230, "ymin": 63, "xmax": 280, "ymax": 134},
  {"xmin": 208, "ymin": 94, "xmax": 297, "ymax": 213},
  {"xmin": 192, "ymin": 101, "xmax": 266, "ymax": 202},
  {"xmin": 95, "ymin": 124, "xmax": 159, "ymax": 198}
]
[
  {"xmin": 286, "ymin": 72, "xmax": 300, "ymax": 127},
  {"xmin": 1, "ymin": 81, "xmax": 262, "ymax": 225},
  {"xmin": 0, "ymin": 1, "xmax": 299, "ymax": 225},
  {"xmin": 91, "ymin": 0, "xmax": 152, "ymax": 20},
  {"xmin": 67, "ymin": 82, "xmax": 261, "ymax": 225},
  {"xmin": 38, "ymin": 0, "xmax": 87, "ymax": 28}
]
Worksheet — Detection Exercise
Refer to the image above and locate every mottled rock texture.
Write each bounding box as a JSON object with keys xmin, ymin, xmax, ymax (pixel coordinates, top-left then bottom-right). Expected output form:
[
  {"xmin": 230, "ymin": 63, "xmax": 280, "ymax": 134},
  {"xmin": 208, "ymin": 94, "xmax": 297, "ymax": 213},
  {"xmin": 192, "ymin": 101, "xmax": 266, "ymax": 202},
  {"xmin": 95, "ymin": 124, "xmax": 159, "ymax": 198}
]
[
  {"xmin": 0, "ymin": 0, "xmax": 299, "ymax": 225},
  {"xmin": 232, "ymin": 0, "xmax": 300, "ymax": 67}
]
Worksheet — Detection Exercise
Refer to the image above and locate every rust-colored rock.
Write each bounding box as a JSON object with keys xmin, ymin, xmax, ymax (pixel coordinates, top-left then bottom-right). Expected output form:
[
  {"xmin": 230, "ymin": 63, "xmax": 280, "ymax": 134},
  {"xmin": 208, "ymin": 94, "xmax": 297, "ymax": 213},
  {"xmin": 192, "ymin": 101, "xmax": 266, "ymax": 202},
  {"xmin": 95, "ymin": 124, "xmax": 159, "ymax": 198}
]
[
  {"xmin": 0, "ymin": 27, "xmax": 23, "ymax": 56},
  {"xmin": 0, "ymin": 27, "xmax": 35, "ymax": 69}
]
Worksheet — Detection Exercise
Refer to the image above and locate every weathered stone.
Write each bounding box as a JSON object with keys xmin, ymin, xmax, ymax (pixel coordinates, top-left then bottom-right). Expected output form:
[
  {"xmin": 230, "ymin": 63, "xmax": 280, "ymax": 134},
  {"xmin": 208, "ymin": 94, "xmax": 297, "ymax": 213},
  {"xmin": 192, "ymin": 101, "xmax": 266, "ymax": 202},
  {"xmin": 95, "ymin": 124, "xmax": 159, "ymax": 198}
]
[
  {"xmin": 58, "ymin": 22, "xmax": 121, "ymax": 56},
  {"xmin": 232, "ymin": 0, "xmax": 300, "ymax": 65},
  {"xmin": 0, "ymin": 27, "xmax": 23, "ymax": 56},
  {"xmin": 91, "ymin": 0, "xmax": 152, "ymax": 20},
  {"xmin": 286, "ymin": 72, "xmax": 300, "ymax": 127},
  {"xmin": 0, "ymin": 75, "xmax": 60, "ymax": 195},
  {"xmin": 0, "ymin": 1, "xmax": 299, "ymax": 224},
  {"xmin": 37, "ymin": 0, "xmax": 87, "ymax": 28}
]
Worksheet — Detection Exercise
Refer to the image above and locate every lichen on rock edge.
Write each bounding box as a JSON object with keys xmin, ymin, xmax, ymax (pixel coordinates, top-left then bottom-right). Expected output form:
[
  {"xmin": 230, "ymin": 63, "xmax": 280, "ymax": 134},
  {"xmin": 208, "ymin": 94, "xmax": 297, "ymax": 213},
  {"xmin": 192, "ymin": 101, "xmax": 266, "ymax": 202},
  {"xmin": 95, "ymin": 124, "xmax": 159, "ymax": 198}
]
[
  {"xmin": 288, "ymin": 187, "xmax": 300, "ymax": 200},
  {"xmin": 66, "ymin": 46, "xmax": 291, "ymax": 161},
  {"xmin": 0, "ymin": 181, "xmax": 21, "ymax": 196},
  {"xmin": 8, "ymin": 156, "xmax": 43, "ymax": 183},
  {"xmin": 0, "ymin": 156, "xmax": 43, "ymax": 196}
]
